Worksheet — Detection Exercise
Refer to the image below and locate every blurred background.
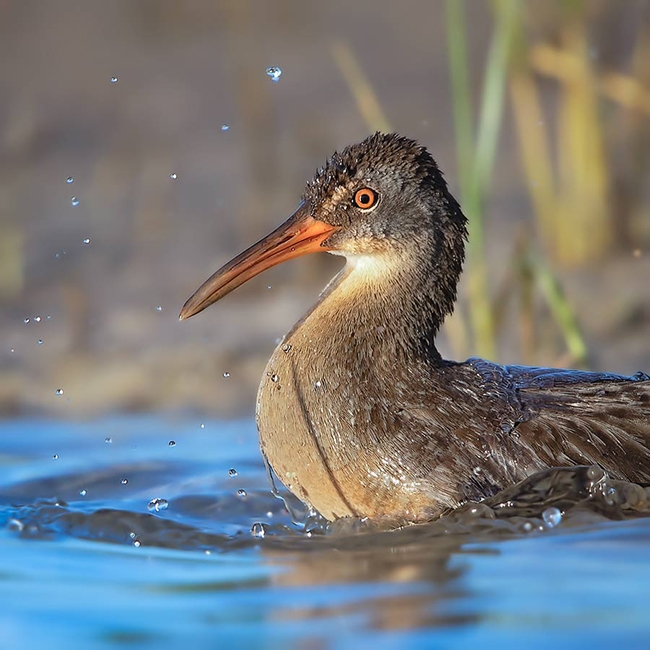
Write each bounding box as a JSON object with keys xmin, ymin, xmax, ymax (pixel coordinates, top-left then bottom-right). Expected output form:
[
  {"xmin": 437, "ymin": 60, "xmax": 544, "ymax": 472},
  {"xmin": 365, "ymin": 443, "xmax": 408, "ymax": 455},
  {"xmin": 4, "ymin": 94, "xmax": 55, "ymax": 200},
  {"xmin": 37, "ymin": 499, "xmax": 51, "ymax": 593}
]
[{"xmin": 1, "ymin": 0, "xmax": 649, "ymax": 417}]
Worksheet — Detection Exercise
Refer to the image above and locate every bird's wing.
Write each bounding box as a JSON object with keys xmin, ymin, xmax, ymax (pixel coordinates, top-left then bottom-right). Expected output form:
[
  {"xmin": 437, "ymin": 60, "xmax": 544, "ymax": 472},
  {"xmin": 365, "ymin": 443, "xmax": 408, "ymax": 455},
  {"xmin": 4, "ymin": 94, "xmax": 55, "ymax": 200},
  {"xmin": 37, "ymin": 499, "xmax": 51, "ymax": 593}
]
[{"xmin": 507, "ymin": 365, "xmax": 650, "ymax": 484}]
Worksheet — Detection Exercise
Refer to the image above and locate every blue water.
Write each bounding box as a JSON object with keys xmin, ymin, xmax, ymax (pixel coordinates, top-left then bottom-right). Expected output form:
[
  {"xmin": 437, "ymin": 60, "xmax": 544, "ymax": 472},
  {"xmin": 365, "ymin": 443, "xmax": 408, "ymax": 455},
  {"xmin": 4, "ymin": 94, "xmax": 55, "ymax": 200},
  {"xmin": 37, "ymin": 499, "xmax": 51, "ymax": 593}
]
[{"xmin": 1, "ymin": 417, "xmax": 650, "ymax": 649}]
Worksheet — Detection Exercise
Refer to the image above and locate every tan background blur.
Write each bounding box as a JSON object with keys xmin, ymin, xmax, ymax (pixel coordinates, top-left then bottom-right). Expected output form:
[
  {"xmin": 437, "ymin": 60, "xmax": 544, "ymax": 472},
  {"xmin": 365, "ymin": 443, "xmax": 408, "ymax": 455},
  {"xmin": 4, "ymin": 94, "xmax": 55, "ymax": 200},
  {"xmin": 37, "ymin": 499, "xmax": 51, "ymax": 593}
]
[{"xmin": 1, "ymin": 0, "xmax": 649, "ymax": 417}]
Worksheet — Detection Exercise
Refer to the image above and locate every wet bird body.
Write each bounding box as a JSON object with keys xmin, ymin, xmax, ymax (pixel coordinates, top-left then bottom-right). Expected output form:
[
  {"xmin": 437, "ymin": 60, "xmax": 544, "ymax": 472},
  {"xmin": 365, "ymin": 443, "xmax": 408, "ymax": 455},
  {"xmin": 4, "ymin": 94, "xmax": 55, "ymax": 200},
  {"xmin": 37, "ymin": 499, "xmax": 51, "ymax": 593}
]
[{"xmin": 181, "ymin": 133, "xmax": 650, "ymax": 523}]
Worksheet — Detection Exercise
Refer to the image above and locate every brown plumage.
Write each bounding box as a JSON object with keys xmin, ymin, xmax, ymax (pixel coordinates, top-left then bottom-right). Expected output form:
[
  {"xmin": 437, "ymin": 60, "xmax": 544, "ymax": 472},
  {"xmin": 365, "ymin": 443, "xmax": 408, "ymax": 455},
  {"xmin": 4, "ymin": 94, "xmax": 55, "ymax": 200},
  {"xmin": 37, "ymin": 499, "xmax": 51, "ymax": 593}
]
[{"xmin": 180, "ymin": 133, "xmax": 650, "ymax": 523}]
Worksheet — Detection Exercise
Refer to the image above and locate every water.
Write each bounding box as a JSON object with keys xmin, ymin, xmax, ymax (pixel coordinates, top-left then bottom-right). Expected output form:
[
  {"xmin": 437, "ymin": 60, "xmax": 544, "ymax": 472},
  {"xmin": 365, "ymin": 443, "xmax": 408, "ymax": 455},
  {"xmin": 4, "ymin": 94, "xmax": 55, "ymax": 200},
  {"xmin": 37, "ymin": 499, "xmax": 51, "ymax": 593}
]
[
  {"xmin": 1, "ymin": 417, "xmax": 650, "ymax": 649},
  {"xmin": 265, "ymin": 66, "xmax": 282, "ymax": 82}
]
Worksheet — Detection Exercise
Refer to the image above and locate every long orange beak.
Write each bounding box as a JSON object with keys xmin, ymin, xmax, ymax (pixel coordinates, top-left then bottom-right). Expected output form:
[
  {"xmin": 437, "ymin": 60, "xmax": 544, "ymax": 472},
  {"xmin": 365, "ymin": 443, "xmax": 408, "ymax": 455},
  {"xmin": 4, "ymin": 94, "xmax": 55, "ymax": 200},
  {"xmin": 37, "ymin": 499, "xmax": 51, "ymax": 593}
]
[{"xmin": 179, "ymin": 203, "xmax": 339, "ymax": 320}]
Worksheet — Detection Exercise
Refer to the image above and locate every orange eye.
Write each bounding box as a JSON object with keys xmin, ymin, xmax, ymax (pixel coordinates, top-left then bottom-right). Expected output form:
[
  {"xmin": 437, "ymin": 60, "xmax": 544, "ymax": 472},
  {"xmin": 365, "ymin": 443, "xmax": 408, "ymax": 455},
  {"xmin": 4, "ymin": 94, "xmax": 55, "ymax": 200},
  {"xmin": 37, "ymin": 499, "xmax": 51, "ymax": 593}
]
[{"xmin": 353, "ymin": 188, "xmax": 378, "ymax": 210}]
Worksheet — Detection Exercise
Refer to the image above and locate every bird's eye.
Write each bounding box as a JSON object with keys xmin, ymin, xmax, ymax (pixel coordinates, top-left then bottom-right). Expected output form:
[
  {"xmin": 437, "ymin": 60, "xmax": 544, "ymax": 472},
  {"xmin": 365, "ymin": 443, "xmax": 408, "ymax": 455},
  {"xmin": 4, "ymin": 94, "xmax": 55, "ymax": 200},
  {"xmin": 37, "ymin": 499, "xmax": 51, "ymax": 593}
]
[{"xmin": 353, "ymin": 187, "xmax": 378, "ymax": 210}]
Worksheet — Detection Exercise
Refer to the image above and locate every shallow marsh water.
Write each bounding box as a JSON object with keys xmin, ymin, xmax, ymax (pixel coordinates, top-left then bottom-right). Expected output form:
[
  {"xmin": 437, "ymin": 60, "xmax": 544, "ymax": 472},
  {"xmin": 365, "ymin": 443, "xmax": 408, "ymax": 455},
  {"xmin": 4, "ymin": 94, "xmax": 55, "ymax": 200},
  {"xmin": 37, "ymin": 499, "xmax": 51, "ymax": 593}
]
[{"xmin": 1, "ymin": 417, "xmax": 650, "ymax": 649}]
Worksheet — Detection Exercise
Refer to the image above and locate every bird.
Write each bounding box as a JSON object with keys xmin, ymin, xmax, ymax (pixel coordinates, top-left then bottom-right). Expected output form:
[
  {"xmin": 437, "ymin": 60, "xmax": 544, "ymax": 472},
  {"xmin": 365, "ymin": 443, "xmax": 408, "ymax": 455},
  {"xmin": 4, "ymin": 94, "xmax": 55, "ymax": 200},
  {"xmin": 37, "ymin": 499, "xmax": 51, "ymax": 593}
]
[{"xmin": 180, "ymin": 132, "xmax": 650, "ymax": 524}]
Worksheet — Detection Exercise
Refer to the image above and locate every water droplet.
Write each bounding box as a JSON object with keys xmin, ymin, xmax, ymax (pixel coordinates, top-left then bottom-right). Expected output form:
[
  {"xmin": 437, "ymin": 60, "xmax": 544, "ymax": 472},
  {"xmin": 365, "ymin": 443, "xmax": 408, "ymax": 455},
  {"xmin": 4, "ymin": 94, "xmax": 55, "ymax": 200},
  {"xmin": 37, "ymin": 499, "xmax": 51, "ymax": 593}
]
[
  {"xmin": 34, "ymin": 316, "xmax": 41, "ymax": 323},
  {"xmin": 66, "ymin": 176, "xmax": 74, "ymax": 184},
  {"xmin": 522, "ymin": 521, "xmax": 533, "ymax": 532},
  {"xmin": 314, "ymin": 380, "xmax": 322, "ymax": 389},
  {"xmin": 83, "ymin": 238, "xmax": 91, "ymax": 245},
  {"xmin": 23, "ymin": 317, "xmax": 30, "ymax": 324},
  {"xmin": 604, "ymin": 486, "xmax": 618, "ymax": 506},
  {"xmin": 223, "ymin": 371, "xmax": 230, "ymax": 378},
  {"xmin": 133, "ymin": 539, "xmax": 141, "ymax": 548},
  {"xmin": 169, "ymin": 173, "xmax": 178, "ymax": 180},
  {"xmin": 266, "ymin": 66, "xmax": 282, "ymax": 82},
  {"xmin": 71, "ymin": 196, "xmax": 79, "ymax": 207},
  {"xmin": 228, "ymin": 468, "xmax": 238, "ymax": 477},
  {"xmin": 79, "ymin": 489, "xmax": 87, "ymax": 496},
  {"xmin": 199, "ymin": 422, "xmax": 205, "ymax": 429},
  {"xmin": 121, "ymin": 478, "xmax": 128, "ymax": 485},
  {"xmin": 37, "ymin": 339, "xmax": 43, "ymax": 346},
  {"xmin": 251, "ymin": 522, "xmax": 266, "ymax": 539},
  {"xmin": 110, "ymin": 76, "xmax": 118, "ymax": 83},
  {"xmin": 147, "ymin": 497, "xmax": 169, "ymax": 512},
  {"xmin": 104, "ymin": 436, "xmax": 112, "ymax": 444},
  {"xmin": 237, "ymin": 489, "xmax": 247, "ymax": 498},
  {"xmin": 7, "ymin": 518, "xmax": 24, "ymax": 532},
  {"xmin": 473, "ymin": 466, "xmax": 482, "ymax": 476},
  {"xmin": 271, "ymin": 374, "xmax": 279, "ymax": 383},
  {"xmin": 281, "ymin": 344, "xmax": 292, "ymax": 353},
  {"xmin": 55, "ymin": 388, "xmax": 64, "ymax": 396},
  {"xmin": 46, "ymin": 314, "xmax": 52, "ymax": 320},
  {"xmin": 168, "ymin": 440, "xmax": 176, "ymax": 447},
  {"xmin": 221, "ymin": 123, "xmax": 229, "ymax": 131},
  {"xmin": 52, "ymin": 454, "xmax": 59, "ymax": 460},
  {"xmin": 9, "ymin": 348, "xmax": 15, "ymax": 353},
  {"xmin": 542, "ymin": 506, "xmax": 562, "ymax": 528},
  {"xmin": 267, "ymin": 285, "xmax": 272, "ymax": 290},
  {"xmin": 155, "ymin": 305, "xmax": 162, "ymax": 312}
]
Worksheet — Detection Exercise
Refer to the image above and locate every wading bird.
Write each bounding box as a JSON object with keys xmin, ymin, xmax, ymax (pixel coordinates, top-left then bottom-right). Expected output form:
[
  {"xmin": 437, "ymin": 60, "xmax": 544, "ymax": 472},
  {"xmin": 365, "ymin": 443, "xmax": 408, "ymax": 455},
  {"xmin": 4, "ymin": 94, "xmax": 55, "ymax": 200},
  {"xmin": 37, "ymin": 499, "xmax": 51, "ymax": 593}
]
[{"xmin": 180, "ymin": 133, "xmax": 650, "ymax": 523}]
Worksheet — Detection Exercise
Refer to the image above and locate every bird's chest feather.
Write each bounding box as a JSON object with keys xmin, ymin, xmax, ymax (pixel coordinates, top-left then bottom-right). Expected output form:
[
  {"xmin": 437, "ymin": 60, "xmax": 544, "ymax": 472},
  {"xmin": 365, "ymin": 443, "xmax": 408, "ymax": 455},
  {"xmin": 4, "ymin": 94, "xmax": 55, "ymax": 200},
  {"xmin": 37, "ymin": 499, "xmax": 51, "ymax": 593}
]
[{"xmin": 255, "ymin": 319, "xmax": 468, "ymax": 521}]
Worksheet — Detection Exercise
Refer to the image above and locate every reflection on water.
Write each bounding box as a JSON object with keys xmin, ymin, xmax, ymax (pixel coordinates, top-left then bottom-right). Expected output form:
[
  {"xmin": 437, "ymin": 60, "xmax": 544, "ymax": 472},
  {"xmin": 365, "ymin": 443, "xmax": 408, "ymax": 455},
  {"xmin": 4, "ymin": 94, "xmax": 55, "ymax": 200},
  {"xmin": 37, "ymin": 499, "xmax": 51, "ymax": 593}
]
[{"xmin": 1, "ymin": 417, "xmax": 650, "ymax": 648}]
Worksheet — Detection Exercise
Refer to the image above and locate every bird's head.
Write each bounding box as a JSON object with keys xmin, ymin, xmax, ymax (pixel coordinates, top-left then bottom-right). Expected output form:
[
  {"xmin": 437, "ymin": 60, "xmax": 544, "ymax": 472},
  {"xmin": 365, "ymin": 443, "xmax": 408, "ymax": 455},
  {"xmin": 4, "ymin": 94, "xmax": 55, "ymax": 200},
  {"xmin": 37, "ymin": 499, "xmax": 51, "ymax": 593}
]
[{"xmin": 179, "ymin": 133, "xmax": 467, "ymax": 320}]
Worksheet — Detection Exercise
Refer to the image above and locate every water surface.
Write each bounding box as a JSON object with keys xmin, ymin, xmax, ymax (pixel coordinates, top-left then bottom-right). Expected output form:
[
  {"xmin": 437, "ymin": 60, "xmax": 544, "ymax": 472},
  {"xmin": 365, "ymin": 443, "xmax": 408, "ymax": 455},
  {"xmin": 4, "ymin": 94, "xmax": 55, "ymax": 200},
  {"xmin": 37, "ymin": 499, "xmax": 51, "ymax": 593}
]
[{"xmin": 1, "ymin": 417, "xmax": 650, "ymax": 649}]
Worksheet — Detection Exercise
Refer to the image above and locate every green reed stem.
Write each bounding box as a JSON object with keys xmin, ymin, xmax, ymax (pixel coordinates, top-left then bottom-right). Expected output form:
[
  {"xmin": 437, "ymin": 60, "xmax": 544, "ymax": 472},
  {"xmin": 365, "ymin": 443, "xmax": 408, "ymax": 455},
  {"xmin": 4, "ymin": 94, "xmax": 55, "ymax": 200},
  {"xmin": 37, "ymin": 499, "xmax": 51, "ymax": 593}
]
[
  {"xmin": 447, "ymin": 0, "xmax": 517, "ymax": 359},
  {"xmin": 446, "ymin": 0, "xmax": 474, "ymax": 202},
  {"xmin": 533, "ymin": 256, "xmax": 588, "ymax": 365}
]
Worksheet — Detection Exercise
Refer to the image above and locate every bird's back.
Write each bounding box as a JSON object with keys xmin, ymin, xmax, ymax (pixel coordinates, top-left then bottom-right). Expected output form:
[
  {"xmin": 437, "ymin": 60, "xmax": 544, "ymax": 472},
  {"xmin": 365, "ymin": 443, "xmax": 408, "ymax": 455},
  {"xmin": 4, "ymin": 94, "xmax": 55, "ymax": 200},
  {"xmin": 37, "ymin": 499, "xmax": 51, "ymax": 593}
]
[{"xmin": 504, "ymin": 363, "xmax": 650, "ymax": 485}]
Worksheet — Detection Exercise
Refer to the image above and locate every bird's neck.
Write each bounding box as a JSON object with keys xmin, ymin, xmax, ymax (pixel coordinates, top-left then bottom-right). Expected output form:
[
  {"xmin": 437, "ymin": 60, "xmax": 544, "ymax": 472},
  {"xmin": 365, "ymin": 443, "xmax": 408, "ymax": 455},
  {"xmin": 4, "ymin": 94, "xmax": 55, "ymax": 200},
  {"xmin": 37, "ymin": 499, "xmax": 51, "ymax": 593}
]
[{"xmin": 290, "ymin": 249, "xmax": 459, "ymax": 366}]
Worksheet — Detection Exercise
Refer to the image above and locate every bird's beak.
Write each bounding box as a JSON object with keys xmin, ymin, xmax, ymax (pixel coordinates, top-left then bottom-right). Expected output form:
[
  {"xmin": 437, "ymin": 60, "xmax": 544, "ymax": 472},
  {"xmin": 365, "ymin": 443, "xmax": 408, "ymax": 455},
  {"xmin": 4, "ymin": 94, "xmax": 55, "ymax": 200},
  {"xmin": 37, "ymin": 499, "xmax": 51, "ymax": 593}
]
[{"xmin": 179, "ymin": 202, "xmax": 339, "ymax": 320}]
